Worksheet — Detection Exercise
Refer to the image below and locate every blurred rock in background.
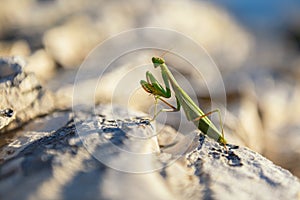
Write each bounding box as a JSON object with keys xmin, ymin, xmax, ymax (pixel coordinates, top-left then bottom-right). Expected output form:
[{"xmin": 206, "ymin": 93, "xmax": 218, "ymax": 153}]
[
  {"xmin": 0, "ymin": 0, "xmax": 299, "ymax": 180},
  {"xmin": 0, "ymin": 57, "xmax": 57, "ymax": 133}
]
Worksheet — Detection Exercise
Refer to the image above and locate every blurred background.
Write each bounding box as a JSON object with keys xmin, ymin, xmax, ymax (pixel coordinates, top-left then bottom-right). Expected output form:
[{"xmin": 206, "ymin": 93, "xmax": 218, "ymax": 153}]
[{"xmin": 0, "ymin": 0, "xmax": 300, "ymax": 178}]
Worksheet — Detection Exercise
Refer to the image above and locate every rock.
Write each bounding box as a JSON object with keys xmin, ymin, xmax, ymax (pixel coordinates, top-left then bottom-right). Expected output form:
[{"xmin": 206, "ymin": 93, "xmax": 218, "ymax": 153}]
[
  {"xmin": 0, "ymin": 105, "xmax": 299, "ymax": 200},
  {"xmin": 0, "ymin": 108, "xmax": 14, "ymax": 131},
  {"xmin": 264, "ymin": 124, "xmax": 300, "ymax": 178},
  {"xmin": 0, "ymin": 57, "xmax": 57, "ymax": 132},
  {"xmin": 0, "ymin": 0, "xmax": 103, "ymax": 38},
  {"xmin": 253, "ymin": 78, "xmax": 300, "ymax": 177},
  {"xmin": 0, "ymin": 111, "xmax": 72, "ymax": 161},
  {"xmin": 0, "ymin": 40, "xmax": 31, "ymax": 57},
  {"xmin": 144, "ymin": 1, "xmax": 253, "ymax": 71},
  {"xmin": 186, "ymin": 136, "xmax": 300, "ymax": 200},
  {"xmin": 1, "ymin": 0, "xmax": 251, "ymax": 71},
  {"xmin": 53, "ymin": 56, "xmax": 159, "ymax": 111},
  {"xmin": 25, "ymin": 49, "xmax": 57, "ymax": 82},
  {"xmin": 43, "ymin": 16, "xmax": 103, "ymax": 68}
]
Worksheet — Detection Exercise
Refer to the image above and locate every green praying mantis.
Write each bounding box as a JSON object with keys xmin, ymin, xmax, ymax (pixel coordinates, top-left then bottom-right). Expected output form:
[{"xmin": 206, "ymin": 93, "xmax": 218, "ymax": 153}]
[{"xmin": 140, "ymin": 56, "xmax": 227, "ymax": 147}]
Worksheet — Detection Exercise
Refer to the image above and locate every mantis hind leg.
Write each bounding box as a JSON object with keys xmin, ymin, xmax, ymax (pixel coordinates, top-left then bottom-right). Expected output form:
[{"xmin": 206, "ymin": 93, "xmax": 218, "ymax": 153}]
[{"xmin": 192, "ymin": 109, "xmax": 227, "ymax": 148}]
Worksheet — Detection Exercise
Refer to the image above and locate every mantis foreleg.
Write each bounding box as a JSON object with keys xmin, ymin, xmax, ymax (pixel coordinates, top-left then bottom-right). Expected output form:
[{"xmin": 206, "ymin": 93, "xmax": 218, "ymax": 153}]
[
  {"xmin": 141, "ymin": 71, "xmax": 178, "ymax": 120},
  {"xmin": 145, "ymin": 71, "xmax": 171, "ymax": 98}
]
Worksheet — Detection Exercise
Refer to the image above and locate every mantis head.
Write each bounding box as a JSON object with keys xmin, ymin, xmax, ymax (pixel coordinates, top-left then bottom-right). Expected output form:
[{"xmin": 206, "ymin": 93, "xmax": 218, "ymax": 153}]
[{"xmin": 152, "ymin": 57, "xmax": 165, "ymax": 68}]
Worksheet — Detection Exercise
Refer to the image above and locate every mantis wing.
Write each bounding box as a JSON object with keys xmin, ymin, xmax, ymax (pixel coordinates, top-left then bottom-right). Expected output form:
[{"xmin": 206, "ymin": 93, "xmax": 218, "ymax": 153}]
[{"xmin": 172, "ymin": 85, "xmax": 222, "ymax": 142}]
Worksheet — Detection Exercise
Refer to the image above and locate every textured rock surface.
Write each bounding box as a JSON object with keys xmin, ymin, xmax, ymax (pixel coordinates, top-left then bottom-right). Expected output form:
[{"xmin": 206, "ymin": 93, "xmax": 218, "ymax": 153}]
[
  {"xmin": 0, "ymin": 105, "xmax": 299, "ymax": 200},
  {"xmin": 0, "ymin": 57, "xmax": 57, "ymax": 132},
  {"xmin": 186, "ymin": 137, "xmax": 300, "ymax": 200}
]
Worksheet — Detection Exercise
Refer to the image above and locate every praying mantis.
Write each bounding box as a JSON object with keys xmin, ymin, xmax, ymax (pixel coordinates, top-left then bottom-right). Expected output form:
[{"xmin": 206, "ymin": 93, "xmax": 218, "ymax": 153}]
[{"xmin": 140, "ymin": 56, "xmax": 227, "ymax": 147}]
